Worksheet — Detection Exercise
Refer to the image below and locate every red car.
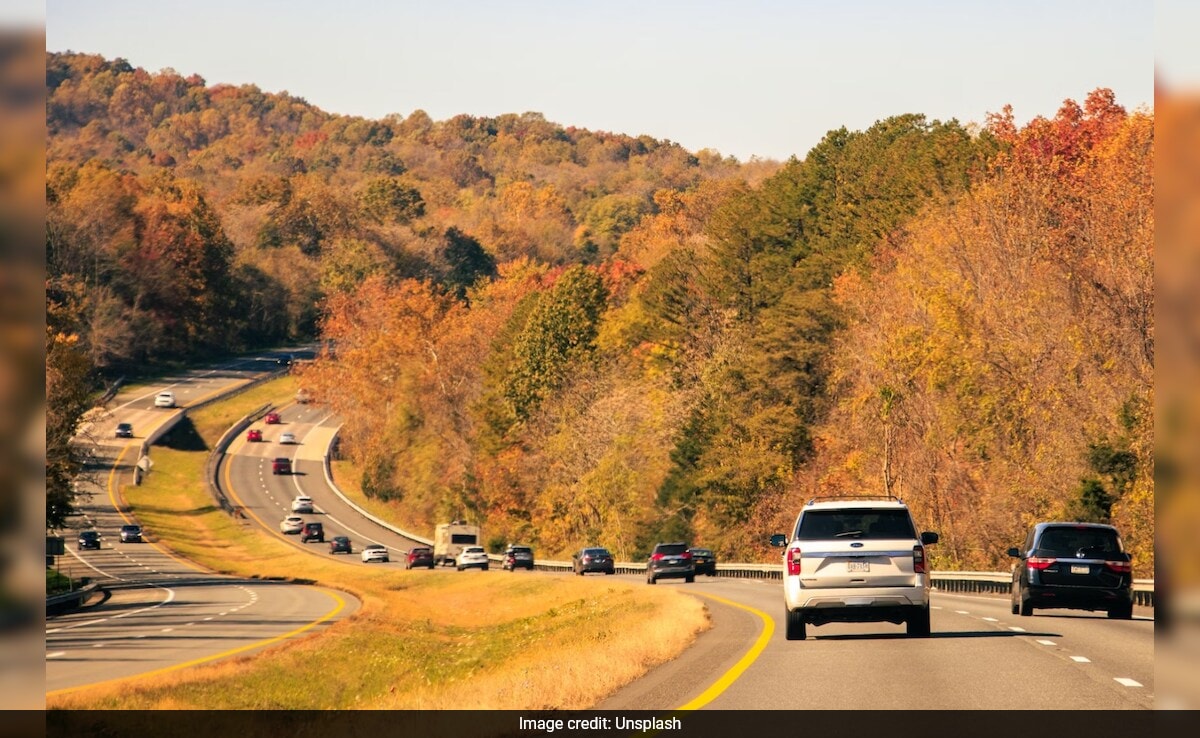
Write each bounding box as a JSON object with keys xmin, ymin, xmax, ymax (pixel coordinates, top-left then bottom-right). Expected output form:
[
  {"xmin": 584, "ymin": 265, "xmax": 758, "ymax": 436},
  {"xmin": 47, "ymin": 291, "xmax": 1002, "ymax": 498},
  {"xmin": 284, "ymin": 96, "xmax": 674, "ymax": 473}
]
[
  {"xmin": 247, "ymin": 428, "xmax": 263, "ymax": 442},
  {"xmin": 264, "ymin": 412, "xmax": 281, "ymax": 424},
  {"xmin": 405, "ymin": 547, "xmax": 435, "ymax": 569}
]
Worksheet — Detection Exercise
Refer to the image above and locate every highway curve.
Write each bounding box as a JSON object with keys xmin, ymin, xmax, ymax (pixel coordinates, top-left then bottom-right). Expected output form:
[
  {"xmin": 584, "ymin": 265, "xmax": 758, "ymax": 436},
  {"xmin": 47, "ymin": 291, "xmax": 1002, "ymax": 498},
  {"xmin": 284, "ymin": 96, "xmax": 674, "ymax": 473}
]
[{"xmin": 48, "ymin": 353, "xmax": 359, "ymax": 698}]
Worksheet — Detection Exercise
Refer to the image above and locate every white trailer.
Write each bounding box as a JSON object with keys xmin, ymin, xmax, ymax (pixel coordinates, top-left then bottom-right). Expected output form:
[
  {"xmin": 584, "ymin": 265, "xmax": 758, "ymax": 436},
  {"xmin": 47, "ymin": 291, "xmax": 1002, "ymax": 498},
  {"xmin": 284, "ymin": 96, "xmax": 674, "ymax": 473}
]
[{"xmin": 434, "ymin": 521, "xmax": 481, "ymax": 566}]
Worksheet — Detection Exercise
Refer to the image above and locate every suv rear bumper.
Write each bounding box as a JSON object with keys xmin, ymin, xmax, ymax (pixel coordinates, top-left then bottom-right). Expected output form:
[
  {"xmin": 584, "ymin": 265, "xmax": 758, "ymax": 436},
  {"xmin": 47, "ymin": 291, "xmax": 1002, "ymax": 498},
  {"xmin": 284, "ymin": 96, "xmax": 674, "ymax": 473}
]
[
  {"xmin": 1025, "ymin": 584, "xmax": 1132, "ymax": 610},
  {"xmin": 650, "ymin": 565, "xmax": 694, "ymax": 579},
  {"xmin": 785, "ymin": 581, "xmax": 929, "ymax": 617}
]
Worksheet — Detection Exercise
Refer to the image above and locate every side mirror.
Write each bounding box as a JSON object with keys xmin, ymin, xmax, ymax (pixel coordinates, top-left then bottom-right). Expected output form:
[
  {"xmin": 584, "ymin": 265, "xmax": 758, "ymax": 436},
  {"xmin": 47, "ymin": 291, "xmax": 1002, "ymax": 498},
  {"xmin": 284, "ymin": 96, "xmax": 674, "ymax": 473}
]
[
  {"xmin": 769, "ymin": 534, "xmax": 788, "ymax": 548},
  {"xmin": 920, "ymin": 531, "xmax": 939, "ymax": 545},
  {"xmin": 1006, "ymin": 547, "xmax": 1021, "ymax": 558}
]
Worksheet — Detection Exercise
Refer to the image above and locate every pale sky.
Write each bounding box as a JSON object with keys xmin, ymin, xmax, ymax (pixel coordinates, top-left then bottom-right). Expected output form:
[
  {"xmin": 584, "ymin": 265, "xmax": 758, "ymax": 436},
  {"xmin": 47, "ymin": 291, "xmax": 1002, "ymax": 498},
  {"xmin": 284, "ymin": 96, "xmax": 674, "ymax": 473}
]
[{"xmin": 47, "ymin": 0, "xmax": 1153, "ymax": 162}]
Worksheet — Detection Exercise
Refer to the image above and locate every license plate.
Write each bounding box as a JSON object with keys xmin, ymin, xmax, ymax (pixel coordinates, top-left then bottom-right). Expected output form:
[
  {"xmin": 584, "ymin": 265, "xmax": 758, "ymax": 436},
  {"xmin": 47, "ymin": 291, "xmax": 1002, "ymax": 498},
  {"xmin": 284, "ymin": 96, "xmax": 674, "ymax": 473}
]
[
  {"xmin": 1070, "ymin": 565, "xmax": 1089, "ymax": 575},
  {"xmin": 847, "ymin": 561, "xmax": 870, "ymax": 572}
]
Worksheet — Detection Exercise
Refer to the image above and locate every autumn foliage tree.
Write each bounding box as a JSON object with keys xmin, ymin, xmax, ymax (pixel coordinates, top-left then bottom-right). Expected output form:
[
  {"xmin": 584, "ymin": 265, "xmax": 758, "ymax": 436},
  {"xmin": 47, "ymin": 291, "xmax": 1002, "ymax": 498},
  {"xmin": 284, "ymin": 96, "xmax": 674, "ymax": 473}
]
[{"xmin": 804, "ymin": 91, "xmax": 1153, "ymax": 572}]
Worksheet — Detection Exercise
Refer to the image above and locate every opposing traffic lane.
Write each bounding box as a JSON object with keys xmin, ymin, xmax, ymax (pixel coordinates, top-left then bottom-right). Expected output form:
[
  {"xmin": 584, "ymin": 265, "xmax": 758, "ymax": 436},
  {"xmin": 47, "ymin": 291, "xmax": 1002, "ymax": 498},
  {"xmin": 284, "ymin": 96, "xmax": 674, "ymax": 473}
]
[
  {"xmin": 221, "ymin": 403, "xmax": 431, "ymax": 565},
  {"xmin": 51, "ymin": 350, "xmax": 359, "ymax": 696},
  {"xmin": 47, "ymin": 580, "xmax": 351, "ymax": 694}
]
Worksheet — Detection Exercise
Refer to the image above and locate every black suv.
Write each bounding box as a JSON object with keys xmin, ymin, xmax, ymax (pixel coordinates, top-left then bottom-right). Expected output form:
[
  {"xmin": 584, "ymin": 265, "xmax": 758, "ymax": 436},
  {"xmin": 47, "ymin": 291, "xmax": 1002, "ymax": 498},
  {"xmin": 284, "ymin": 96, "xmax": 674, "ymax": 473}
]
[
  {"xmin": 689, "ymin": 548, "xmax": 717, "ymax": 576},
  {"xmin": 1008, "ymin": 522, "xmax": 1133, "ymax": 619},
  {"xmin": 647, "ymin": 542, "xmax": 694, "ymax": 584},
  {"xmin": 502, "ymin": 545, "xmax": 534, "ymax": 571},
  {"xmin": 300, "ymin": 522, "xmax": 325, "ymax": 543}
]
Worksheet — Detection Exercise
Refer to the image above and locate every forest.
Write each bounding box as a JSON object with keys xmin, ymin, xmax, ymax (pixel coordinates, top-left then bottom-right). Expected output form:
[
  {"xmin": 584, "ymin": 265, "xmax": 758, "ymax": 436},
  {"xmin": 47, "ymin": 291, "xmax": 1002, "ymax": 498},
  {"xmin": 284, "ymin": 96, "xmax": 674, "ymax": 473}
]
[{"xmin": 46, "ymin": 52, "xmax": 1153, "ymax": 573}]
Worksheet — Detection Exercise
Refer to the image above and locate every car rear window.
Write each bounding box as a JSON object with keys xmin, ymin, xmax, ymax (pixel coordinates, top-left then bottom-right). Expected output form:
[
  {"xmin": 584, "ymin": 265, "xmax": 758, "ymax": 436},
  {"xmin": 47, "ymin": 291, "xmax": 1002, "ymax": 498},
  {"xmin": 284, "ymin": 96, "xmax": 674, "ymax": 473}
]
[
  {"xmin": 1036, "ymin": 527, "xmax": 1122, "ymax": 557},
  {"xmin": 510, "ymin": 547, "xmax": 532, "ymax": 554},
  {"xmin": 796, "ymin": 509, "xmax": 916, "ymax": 540},
  {"xmin": 654, "ymin": 543, "xmax": 688, "ymax": 555},
  {"xmin": 690, "ymin": 549, "xmax": 712, "ymax": 555},
  {"xmin": 585, "ymin": 548, "xmax": 610, "ymax": 556}
]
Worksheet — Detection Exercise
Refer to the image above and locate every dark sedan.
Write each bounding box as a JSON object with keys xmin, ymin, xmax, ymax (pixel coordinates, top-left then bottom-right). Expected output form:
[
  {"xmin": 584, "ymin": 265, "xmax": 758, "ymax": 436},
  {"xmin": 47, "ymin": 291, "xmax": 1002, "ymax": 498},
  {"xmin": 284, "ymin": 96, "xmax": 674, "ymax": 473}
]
[
  {"xmin": 329, "ymin": 536, "xmax": 352, "ymax": 555},
  {"xmin": 503, "ymin": 545, "xmax": 535, "ymax": 571},
  {"xmin": 688, "ymin": 547, "xmax": 717, "ymax": 576},
  {"xmin": 77, "ymin": 530, "xmax": 101, "ymax": 550},
  {"xmin": 406, "ymin": 546, "xmax": 434, "ymax": 569},
  {"xmin": 1009, "ymin": 522, "xmax": 1134, "ymax": 619},
  {"xmin": 572, "ymin": 547, "xmax": 615, "ymax": 575}
]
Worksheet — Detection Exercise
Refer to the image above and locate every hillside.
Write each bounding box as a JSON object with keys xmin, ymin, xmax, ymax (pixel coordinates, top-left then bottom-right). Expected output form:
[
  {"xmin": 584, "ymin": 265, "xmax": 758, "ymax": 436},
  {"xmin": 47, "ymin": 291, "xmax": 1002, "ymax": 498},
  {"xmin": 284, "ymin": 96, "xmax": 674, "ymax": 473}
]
[{"xmin": 47, "ymin": 52, "xmax": 1153, "ymax": 572}]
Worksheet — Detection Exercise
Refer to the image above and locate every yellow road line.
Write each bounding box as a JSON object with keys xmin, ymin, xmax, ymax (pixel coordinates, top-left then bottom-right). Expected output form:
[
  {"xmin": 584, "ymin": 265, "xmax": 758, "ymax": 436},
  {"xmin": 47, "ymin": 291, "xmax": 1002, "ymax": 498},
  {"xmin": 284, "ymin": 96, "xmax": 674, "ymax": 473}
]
[
  {"xmin": 46, "ymin": 586, "xmax": 346, "ymax": 699},
  {"xmin": 674, "ymin": 591, "xmax": 774, "ymax": 711},
  {"xmin": 221, "ymin": 437, "xmax": 299, "ymax": 546}
]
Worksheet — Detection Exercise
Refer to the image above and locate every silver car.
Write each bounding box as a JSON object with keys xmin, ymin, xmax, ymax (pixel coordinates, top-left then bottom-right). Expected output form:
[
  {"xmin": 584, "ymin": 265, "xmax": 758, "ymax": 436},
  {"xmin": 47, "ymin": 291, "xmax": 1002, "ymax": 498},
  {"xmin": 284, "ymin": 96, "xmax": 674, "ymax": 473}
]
[
  {"xmin": 153, "ymin": 391, "xmax": 176, "ymax": 408},
  {"xmin": 279, "ymin": 515, "xmax": 304, "ymax": 534},
  {"xmin": 771, "ymin": 496, "xmax": 938, "ymax": 640}
]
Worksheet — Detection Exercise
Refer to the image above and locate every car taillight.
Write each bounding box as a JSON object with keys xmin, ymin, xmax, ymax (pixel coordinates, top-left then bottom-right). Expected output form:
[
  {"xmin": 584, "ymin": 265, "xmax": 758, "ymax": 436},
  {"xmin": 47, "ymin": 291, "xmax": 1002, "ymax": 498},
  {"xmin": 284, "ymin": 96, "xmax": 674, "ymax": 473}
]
[
  {"xmin": 681, "ymin": 551, "xmax": 692, "ymax": 559},
  {"xmin": 650, "ymin": 553, "xmax": 664, "ymax": 561},
  {"xmin": 1105, "ymin": 560, "xmax": 1133, "ymax": 574},
  {"xmin": 913, "ymin": 544, "xmax": 927, "ymax": 574},
  {"xmin": 786, "ymin": 546, "xmax": 802, "ymax": 576},
  {"xmin": 1027, "ymin": 556, "xmax": 1056, "ymax": 570}
]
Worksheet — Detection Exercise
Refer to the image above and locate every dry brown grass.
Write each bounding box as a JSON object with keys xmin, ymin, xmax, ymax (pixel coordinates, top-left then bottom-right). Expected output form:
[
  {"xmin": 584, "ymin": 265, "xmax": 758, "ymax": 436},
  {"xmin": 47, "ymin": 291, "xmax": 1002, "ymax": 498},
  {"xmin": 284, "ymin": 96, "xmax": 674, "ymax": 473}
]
[{"xmin": 49, "ymin": 378, "xmax": 710, "ymax": 709}]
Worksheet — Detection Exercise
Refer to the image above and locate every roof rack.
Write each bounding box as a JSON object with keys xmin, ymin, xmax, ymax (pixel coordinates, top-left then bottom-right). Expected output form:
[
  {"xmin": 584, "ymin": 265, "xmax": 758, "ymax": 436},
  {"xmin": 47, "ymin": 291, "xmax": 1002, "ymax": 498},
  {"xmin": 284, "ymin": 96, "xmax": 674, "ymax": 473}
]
[{"xmin": 806, "ymin": 494, "xmax": 904, "ymax": 506}]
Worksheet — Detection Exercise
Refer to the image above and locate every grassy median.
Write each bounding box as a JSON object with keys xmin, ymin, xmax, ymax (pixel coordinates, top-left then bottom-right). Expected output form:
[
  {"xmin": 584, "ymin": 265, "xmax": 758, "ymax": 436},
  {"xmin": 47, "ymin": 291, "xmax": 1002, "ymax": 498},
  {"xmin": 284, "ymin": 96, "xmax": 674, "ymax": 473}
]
[{"xmin": 49, "ymin": 377, "xmax": 708, "ymax": 709}]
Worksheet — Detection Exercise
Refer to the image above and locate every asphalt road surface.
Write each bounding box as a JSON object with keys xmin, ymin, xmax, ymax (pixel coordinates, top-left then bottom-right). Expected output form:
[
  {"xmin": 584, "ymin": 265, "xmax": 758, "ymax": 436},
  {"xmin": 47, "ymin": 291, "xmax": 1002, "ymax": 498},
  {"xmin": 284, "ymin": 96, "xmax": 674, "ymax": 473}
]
[{"xmin": 49, "ymin": 351, "xmax": 358, "ymax": 697}]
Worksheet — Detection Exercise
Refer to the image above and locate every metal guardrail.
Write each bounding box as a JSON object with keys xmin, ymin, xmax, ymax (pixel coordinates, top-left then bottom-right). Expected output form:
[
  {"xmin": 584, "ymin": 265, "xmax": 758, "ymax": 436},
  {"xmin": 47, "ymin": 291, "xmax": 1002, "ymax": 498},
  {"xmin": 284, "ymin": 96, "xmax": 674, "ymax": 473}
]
[
  {"xmin": 931, "ymin": 570, "xmax": 1155, "ymax": 607},
  {"xmin": 321, "ymin": 429, "xmax": 434, "ymax": 547},
  {"xmin": 46, "ymin": 582, "xmax": 102, "ymax": 614}
]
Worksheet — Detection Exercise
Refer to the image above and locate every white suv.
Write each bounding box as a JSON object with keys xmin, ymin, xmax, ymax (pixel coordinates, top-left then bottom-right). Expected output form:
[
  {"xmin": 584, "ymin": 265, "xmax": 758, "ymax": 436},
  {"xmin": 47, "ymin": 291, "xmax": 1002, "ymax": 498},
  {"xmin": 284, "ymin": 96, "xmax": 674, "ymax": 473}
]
[
  {"xmin": 456, "ymin": 546, "xmax": 489, "ymax": 571},
  {"xmin": 770, "ymin": 496, "xmax": 938, "ymax": 640}
]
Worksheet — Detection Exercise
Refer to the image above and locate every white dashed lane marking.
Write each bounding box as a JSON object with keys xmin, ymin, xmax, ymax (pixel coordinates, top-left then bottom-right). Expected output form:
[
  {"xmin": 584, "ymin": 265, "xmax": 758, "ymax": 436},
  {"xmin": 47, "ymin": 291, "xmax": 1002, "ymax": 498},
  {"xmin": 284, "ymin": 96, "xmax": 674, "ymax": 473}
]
[
  {"xmin": 938, "ymin": 595, "xmax": 1148, "ymax": 694},
  {"xmin": 46, "ymin": 652, "xmax": 65, "ymax": 659}
]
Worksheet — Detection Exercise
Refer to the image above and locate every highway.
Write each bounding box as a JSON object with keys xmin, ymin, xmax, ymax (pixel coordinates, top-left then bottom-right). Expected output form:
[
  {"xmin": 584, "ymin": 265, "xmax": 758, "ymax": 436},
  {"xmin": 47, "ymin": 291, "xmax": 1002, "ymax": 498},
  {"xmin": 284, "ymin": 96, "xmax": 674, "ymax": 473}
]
[
  {"xmin": 220, "ymin": 399, "xmax": 1157, "ymax": 710},
  {"xmin": 50, "ymin": 355, "xmax": 1156, "ymax": 708},
  {"xmin": 598, "ymin": 578, "xmax": 1154, "ymax": 710},
  {"xmin": 48, "ymin": 352, "xmax": 359, "ymax": 697},
  {"xmin": 219, "ymin": 402, "xmax": 431, "ymax": 565}
]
